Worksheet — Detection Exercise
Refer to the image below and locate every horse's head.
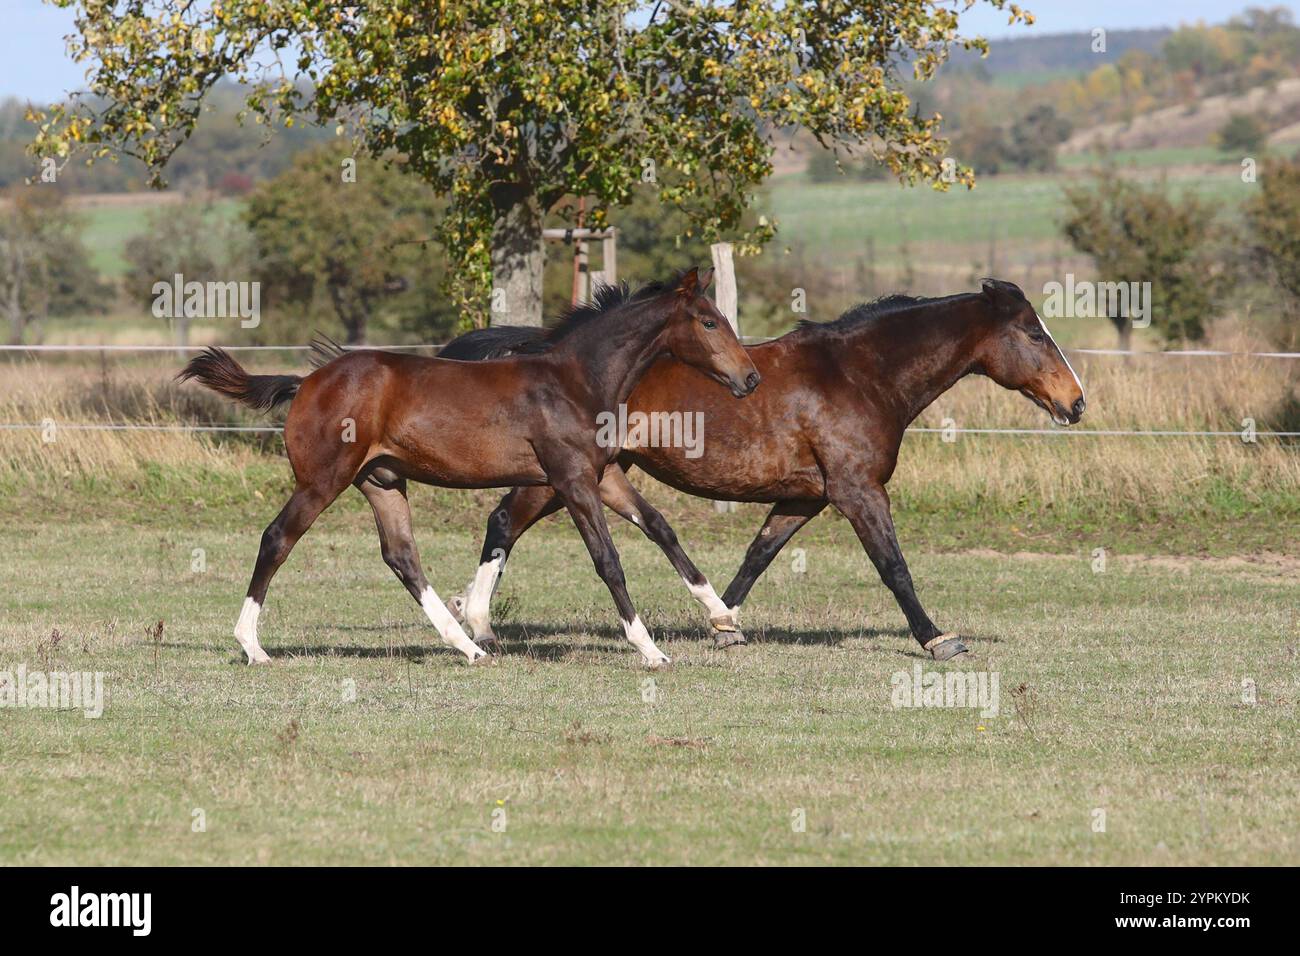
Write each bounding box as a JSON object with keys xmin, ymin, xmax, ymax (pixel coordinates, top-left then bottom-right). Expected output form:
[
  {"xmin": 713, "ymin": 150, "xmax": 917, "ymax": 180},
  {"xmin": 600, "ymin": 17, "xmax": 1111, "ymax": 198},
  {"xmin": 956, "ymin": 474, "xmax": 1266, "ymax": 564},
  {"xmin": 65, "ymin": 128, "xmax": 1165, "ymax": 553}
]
[
  {"xmin": 661, "ymin": 267, "xmax": 761, "ymax": 398},
  {"xmin": 975, "ymin": 278, "xmax": 1086, "ymax": 426}
]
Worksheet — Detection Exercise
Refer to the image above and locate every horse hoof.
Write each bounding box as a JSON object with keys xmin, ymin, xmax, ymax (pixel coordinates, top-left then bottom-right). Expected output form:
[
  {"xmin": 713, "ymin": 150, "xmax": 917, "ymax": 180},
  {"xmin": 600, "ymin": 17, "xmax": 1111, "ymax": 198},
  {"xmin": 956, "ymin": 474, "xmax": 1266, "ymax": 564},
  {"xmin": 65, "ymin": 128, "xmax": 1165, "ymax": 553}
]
[
  {"xmin": 245, "ymin": 648, "xmax": 272, "ymax": 665},
  {"xmin": 713, "ymin": 629, "xmax": 747, "ymax": 650},
  {"xmin": 468, "ymin": 650, "xmax": 496, "ymax": 666},
  {"xmin": 476, "ymin": 632, "xmax": 502, "ymax": 653},
  {"xmin": 446, "ymin": 594, "xmax": 467, "ymax": 623},
  {"xmin": 926, "ymin": 636, "xmax": 969, "ymax": 662}
]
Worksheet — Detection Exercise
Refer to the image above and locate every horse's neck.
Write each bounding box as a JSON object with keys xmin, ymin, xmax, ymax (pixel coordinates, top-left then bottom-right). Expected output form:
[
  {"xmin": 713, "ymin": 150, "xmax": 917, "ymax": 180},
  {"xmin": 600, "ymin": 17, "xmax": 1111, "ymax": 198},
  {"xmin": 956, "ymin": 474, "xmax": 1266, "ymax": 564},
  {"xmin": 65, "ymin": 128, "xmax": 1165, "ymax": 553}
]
[
  {"xmin": 850, "ymin": 304, "xmax": 986, "ymax": 424},
  {"xmin": 557, "ymin": 306, "xmax": 667, "ymax": 410}
]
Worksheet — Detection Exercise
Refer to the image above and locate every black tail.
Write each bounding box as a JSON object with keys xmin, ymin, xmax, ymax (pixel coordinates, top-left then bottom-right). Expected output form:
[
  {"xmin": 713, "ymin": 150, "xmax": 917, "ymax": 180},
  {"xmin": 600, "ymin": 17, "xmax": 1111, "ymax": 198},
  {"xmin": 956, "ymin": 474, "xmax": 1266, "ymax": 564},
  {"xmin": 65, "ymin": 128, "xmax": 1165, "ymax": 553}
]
[
  {"xmin": 176, "ymin": 347, "xmax": 301, "ymax": 411},
  {"xmin": 437, "ymin": 325, "xmax": 550, "ymax": 361}
]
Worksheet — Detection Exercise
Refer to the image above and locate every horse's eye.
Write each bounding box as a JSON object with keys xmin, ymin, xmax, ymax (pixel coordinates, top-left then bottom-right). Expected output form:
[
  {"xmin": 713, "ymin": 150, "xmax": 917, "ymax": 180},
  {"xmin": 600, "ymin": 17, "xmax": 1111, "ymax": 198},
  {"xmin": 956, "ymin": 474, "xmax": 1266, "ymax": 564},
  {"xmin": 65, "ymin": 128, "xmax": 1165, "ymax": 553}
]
[
  {"xmin": 703, "ymin": 320, "xmax": 717, "ymax": 330},
  {"xmin": 1027, "ymin": 328, "xmax": 1045, "ymax": 344}
]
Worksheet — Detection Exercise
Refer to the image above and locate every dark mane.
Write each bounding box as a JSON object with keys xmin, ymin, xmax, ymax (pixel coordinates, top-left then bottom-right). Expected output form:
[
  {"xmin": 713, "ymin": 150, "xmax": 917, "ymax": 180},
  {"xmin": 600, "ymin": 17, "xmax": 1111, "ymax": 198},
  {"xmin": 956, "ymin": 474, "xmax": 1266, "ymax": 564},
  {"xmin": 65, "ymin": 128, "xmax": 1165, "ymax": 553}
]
[
  {"xmin": 507, "ymin": 275, "xmax": 677, "ymax": 354},
  {"xmin": 792, "ymin": 279, "xmax": 1025, "ymax": 337},
  {"xmin": 794, "ymin": 293, "xmax": 947, "ymax": 335}
]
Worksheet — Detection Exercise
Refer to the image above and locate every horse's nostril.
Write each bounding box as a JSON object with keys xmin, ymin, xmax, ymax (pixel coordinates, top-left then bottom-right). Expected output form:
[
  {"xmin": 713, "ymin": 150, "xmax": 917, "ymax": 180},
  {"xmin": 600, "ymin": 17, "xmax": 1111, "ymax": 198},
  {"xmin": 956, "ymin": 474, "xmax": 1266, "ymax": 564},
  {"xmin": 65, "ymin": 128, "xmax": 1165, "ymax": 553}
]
[
  {"xmin": 1072, "ymin": 397, "xmax": 1086, "ymax": 418},
  {"xmin": 745, "ymin": 371, "xmax": 761, "ymax": 392}
]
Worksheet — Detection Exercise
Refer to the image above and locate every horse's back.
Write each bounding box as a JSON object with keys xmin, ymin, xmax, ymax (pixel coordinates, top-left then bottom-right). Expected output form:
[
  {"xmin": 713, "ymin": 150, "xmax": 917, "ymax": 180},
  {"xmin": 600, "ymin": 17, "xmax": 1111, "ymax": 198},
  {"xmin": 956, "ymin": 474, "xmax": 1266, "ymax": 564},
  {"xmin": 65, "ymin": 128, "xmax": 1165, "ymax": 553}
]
[{"xmin": 438, "ymin": 326, "xmax": 548, "ymax": 361}]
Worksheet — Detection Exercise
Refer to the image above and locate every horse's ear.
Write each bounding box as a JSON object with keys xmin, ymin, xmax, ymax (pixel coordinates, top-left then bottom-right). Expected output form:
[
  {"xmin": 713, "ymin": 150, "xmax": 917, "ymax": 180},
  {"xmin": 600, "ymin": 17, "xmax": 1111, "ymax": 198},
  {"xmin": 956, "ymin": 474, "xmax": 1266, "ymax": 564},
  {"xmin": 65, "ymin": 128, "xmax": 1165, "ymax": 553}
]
[
  {"xmin": 697, "ymin": 267, "xmax": 715, "ymax": 291},
  {"xmin": 676, "ymin": 267, "xmax": 701, "ymax": 297}
]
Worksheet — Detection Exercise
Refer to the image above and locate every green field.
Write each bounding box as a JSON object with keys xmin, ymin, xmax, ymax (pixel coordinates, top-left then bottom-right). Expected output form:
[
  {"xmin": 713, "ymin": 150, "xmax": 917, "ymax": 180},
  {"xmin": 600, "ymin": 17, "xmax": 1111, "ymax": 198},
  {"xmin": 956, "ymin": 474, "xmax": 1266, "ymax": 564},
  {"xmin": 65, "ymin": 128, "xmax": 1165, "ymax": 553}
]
[
  {"xmin": 2, "ymin": 491, "xmax": 1296, "ymax": 866},
  {"xmin": 80, "ymin": 198, "xmax": 241, "ymax": 277},
  {"xmin": 762, "ymin": 168, "xmax": 1248, "ymax": 257},
  {"xmin": 73, "ymin": 151, "xmax": 1252, "ymax": 284},
  {"xmin": 1057, "ymin": 145, "xmax": 1234, "ymax": 170}
]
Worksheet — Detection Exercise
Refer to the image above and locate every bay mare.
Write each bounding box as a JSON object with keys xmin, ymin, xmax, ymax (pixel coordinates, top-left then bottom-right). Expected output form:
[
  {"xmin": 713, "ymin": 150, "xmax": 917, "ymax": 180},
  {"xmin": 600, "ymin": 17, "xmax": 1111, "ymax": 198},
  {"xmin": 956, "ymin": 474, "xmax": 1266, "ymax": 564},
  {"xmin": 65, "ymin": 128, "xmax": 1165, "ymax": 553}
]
[
  {"xmin": 439, "ymin": 278, "xmax": 1086, "ymax": 662},
  {"xmin": 178, "ymin": 268, "xmax": 759, "ymax": 667}
]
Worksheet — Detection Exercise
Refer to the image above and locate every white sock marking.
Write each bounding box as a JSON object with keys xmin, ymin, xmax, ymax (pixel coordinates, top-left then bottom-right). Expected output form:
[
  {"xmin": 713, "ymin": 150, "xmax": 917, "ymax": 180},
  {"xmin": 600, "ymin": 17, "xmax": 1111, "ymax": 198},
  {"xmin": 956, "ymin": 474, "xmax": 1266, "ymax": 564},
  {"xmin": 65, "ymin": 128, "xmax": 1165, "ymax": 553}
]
[
  {"xmin": 463, "ymin": 556, "xmax": 503, "ymax": 639},
  {"xmin": 234, "ymin": 597, "xmax": 270, "ymax": 664},
  {"xmin": 420, "ymin": 586, "xmax": 487, "ymax": 660},
  {"xmin": 683, "ymin": 576, "xmax": 731, "ymax": 621},
  {"xmin": 623, "ymin": 615, "xmax": 669, "ymax": 666}
]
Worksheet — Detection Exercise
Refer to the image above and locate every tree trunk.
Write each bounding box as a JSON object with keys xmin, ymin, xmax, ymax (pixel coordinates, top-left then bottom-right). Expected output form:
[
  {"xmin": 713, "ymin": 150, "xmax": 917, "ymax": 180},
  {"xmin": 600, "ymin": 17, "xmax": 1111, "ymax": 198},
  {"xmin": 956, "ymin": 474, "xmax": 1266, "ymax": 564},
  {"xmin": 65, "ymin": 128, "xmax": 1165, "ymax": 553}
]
[
  {"xmin": 327, "ymin": 269, "xmax": 368, "ymax": 344},
  {"xmin": 490, "ymin": 188, "xmax": 545, "ymax": 327},
  {"xmin": 3, "ymin": 237, "xmax": 27, "ymax": 345},
  {"xmin": 6, "ymin": 302, "xmax": 21, "ymax": 346},
  {"xmin": 1112, "ymin": 314, "xmax": 1132, "ymax": 352}
]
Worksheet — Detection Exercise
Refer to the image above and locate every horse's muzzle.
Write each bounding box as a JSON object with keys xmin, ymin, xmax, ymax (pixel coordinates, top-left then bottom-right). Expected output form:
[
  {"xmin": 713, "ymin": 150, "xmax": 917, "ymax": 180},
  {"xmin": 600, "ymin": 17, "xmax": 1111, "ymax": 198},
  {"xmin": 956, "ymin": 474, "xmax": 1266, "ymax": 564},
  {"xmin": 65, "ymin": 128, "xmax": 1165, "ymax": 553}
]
[
  {"xmin": 1054, "ymin": 396, "xmax": 1086, "ymax": 425},
  {"xmin": 731, "ymin": 370, "xmax": 761, "ymax": 398}
]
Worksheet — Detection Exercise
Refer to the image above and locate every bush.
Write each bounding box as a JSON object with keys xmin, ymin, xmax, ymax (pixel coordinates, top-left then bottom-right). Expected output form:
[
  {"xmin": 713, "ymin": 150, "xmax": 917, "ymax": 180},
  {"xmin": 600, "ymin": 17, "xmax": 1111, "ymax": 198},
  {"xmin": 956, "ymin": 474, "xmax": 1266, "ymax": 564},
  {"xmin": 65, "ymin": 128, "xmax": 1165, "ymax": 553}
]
[
  {"xmin": 243, "ymin": 147, "xmax": 451, "ymax": 343},
  {"xmin": 0, "ymin": 187, "xmax": 110, "ymax": 343},
  {"xmin": 1241, "ymin": 155, "xmax": 1300, "ymax": 347},
  {"xmin": 1061, "ymin": 169, "xmax": 1224, "ymax": 346},
  {"xmin": 1217, "ymin": 113, "xmax": 1267, "ymax": 154}
]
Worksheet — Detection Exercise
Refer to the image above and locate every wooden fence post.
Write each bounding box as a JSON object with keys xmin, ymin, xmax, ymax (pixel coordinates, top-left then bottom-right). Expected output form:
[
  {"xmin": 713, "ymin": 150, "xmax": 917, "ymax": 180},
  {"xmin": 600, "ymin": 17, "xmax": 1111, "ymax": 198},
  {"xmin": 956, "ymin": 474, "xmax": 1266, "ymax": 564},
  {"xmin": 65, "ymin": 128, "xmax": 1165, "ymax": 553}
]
[
  {"xmin": 710, "ymin": 241, "xmax": 738, "ymax": 333},
  {"xmin": 543, "ymin": 227, "xmax": 618, "ymax": 303}
]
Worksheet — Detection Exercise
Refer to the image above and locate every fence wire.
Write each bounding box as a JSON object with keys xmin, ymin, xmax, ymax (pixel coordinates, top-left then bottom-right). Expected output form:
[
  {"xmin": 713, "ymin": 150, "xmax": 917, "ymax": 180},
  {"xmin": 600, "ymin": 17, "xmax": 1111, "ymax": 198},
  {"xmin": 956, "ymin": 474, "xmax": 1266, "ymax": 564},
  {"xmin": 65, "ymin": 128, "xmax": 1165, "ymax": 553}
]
[{"xmin": 2, "ymin": 339, "xmax": 1297, "ymax": 439}]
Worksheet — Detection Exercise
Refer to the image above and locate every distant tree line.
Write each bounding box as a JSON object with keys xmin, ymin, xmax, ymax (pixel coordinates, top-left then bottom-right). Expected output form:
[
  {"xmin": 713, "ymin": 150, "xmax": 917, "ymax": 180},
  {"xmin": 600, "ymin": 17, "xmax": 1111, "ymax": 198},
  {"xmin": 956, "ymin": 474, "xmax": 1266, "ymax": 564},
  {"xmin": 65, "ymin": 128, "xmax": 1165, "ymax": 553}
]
[
  {"xmin": 1060, "ymin": 156, "xmax": 1300, "ymax": 349},
  {"xmin": 914, "ymin": 7, "xmax": 1300, "ymax": 177},
  {"xmin": 0, "ymin": 189, "xmax": 108, "ymax": 344},
  {"xmin": 1, "ymin": 85, "xmax": 331, "ymax": 194}
]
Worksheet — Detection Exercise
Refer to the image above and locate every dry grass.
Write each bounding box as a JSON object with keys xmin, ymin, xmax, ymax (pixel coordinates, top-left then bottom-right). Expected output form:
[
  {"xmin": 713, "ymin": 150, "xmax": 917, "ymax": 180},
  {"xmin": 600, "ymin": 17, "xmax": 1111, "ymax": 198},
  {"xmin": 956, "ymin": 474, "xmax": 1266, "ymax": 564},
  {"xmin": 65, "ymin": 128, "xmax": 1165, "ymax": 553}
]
[
  {"xmin": 0, "ymin": 357, "xmax": 273, "ymax": 488},
  {"xmin": 904, "ymin": 322, "xmax": 1300, "ymax": 511},
  {"xmin": 1, "ymin": 321, "xmax": 1296, "ymax": 535}
]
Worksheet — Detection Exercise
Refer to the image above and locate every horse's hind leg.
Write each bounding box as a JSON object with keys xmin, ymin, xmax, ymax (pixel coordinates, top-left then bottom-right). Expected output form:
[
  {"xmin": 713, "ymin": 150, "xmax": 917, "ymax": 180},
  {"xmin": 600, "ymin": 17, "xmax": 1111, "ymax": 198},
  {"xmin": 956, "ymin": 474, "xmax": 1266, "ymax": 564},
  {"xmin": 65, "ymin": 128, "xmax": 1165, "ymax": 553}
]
[
  {"xmin": 356, "ymin": 475, "xmax": 488, "ymax": 663},
  {"xmin": 455, "ymin": 484, "xmax": 563, "ymax": 645},
  {"xmin": 234, "ymin": 483, "xmax": 338, "ymax": 663},
  {"xmin": 595, "ymin": 467, "xmax": 740, "ymax": 647},
  {"xmin": 719, "ymin": 498, "xmax": 826, "ymax": 618}
]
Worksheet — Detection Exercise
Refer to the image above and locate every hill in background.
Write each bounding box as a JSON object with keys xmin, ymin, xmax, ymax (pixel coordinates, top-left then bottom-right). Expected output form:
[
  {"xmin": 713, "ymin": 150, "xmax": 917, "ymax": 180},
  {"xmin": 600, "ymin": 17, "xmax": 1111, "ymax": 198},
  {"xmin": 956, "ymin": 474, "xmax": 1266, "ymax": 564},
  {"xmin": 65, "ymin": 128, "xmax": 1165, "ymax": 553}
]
[{"xmin": 945, "ymin": 27, "xmax": 1173, "ymax": 86}]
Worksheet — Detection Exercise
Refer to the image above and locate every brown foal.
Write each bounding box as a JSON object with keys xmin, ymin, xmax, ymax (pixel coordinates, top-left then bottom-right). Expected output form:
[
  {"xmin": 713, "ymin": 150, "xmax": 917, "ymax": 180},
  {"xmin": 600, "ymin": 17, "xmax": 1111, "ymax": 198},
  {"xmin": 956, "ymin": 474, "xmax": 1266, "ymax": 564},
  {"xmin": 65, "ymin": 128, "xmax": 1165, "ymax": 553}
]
[
  {"xmin": 440, "ymin": 278, "xmax": 1086, "ymax": 662},
  {"xmin": 178, "ymin": 268, "xmax": 759, "ymax": 667}
]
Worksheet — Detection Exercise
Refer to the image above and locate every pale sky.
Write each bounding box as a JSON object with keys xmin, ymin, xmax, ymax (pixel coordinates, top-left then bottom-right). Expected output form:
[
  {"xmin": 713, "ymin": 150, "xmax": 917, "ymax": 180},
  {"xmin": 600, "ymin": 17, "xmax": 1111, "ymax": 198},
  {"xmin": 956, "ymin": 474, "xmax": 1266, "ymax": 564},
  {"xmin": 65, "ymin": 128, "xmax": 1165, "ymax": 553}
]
[{"xmin": 3, "ymin": 0, "xmax": 1298, "ymax": 103}]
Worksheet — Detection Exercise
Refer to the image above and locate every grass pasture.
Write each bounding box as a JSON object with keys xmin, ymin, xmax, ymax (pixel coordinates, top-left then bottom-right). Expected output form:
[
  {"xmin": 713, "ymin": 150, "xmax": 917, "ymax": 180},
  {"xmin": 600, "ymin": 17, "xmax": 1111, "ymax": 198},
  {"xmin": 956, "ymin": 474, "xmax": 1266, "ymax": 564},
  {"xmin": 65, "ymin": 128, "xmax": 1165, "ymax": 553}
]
[
  {"xmin": 1, "ymin": 498, "xmax": 1296, "ymax": 866},
  {"xmin": 0, "ymin": 347, "xmax": 1295, "ymax": 864},
  {"xmin": 4, "ymin": 151, "xmax": 1298, "ymax": 867}
]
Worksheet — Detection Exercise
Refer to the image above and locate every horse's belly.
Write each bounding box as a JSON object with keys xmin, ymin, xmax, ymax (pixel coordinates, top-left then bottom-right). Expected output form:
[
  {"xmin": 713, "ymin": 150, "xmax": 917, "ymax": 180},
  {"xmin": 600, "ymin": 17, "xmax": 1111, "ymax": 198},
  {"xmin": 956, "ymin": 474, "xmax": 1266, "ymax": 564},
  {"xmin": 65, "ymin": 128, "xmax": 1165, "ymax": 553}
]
[
  {"xmin": 381, "ymin": 427, "xmax": 546, "ymax": 489},
  {"xmin": 625, "ymin": 444, "xmax": 825, "ymax": 502}
]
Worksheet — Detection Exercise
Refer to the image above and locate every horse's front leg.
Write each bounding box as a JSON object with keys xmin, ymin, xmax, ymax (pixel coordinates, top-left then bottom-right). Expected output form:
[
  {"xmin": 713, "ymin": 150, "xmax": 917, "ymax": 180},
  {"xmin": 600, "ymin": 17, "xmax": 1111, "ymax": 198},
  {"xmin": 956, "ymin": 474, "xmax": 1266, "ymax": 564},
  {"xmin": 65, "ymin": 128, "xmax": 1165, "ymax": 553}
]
[
  {"xmin": 552, "ymin": 470, "xmax": 671, "ymax": 668},
  {"xmin": 595, "ymin": 467, "xmax": 738, "ymax": 646},
  {"xmin": 828, "ymin": 482, "xmax": 967, "ymax": 661}
]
